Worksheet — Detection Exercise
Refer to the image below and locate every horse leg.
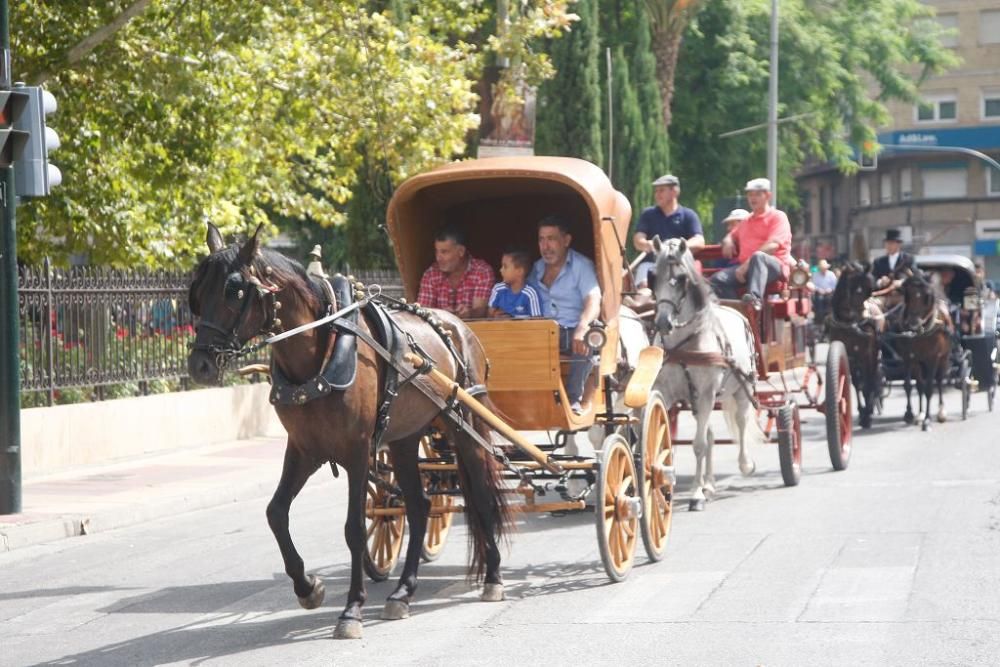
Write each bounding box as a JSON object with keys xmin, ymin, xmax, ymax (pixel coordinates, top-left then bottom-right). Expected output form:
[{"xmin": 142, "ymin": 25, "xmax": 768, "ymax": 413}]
[
  {"xmin": 936, "ymin": 362, "xmax": 947, "ymax": 423},
  {"xmin": 334, "ymin": 453, "xmax": 370, "ymax": 639},
  {"xmin": 903, "ymin": 373, "xmax": 915, "ymax": 424},
  {"xmin": 449, "ymin": 421, "xmax": 508, "ymax": 601},
  {"xmin": 382, "ymin": 435, "xmax": 429, "ymax": 621},
  {"xmin": 688, "ymin": 408, "xmax": 711, "ymax": 512},
  {"xmin": 730, "ymin": 394, "xmax": 757, "ymax": 477},
  {"xmin": 265, "ymin": 443, "xmax": 324, "ymax": 609},
  {"xmin": 703, "ymin": 426, "xmax": 717, "ymax": 498}
]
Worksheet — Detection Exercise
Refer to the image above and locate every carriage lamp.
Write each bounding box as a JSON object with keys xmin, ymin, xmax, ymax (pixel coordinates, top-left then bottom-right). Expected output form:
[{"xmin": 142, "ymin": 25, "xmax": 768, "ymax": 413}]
[
  {"xmin": 585, "ymin": 322, "xmax": 607, "ymax": 353},
  {"xmin": 963, "ymin": 288, "xmax": 981, "ymax": 312},
  {"xmin": 789, "ymin": 266, "xmax": 810, "ymax": 289}
]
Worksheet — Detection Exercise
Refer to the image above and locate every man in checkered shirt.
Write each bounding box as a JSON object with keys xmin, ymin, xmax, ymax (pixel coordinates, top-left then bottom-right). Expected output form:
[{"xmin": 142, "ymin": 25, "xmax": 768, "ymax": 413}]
[{"xmin": 417, "ymin": 225, "xmax": 495, "ymax": 319}]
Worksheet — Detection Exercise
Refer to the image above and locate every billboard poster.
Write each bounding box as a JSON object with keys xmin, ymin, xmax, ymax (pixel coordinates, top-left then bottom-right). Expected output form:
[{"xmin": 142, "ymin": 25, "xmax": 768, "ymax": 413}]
[{"xmin": 477, "ymin": 67, "xmax": 536, "ymax": 158}]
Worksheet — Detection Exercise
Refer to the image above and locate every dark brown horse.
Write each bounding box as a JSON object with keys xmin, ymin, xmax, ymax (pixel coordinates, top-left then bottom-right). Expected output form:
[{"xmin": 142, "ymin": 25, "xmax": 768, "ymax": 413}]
[
  {"xmin": 893, "ymin": 270, "xmax": 951, "ymax": 431},
  {"xmin": 828, "ymin": 262, "xmax": 882, "ymax": 428},
  {"xmin": 187, "ymin": 224, "xmax": 510, "ymax": 639}
]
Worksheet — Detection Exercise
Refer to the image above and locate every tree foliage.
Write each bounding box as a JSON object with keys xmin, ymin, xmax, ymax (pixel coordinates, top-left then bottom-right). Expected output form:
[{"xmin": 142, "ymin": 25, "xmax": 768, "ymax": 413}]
[
  {"xmin": 670, "ymin": 0, "xmax": 957, "ymax": 232},
  {"xmin": 10, "ymin": 0, "xmax": 574, "ymax": 267}
]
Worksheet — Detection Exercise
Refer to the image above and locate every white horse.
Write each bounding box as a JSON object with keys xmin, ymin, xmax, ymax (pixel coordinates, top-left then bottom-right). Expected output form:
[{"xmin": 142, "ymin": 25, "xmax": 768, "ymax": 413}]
[{"xmin": 649, "ymin": 237, "xmax": 762, "ymax": 511}]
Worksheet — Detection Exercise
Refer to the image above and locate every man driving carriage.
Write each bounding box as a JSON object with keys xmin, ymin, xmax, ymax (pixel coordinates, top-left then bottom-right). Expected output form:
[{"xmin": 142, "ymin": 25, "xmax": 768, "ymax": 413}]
[
  {"xmin": 872, "ymin": 228, "xmax": 914, "ymax": 288},
  {"xmin": 417, "ymin": 225, "xmax": 495, "ymax": 319},
  {"xmin": 530, "ymin": 215, "xmax": 602, "ymax": 414},
  {"xmin": 632, "ymin": 174, "xmax": 705, "ymax": 288},
  {"xmin": 710, "ymin": 177, "xmax": 793, "ymax": 310}
]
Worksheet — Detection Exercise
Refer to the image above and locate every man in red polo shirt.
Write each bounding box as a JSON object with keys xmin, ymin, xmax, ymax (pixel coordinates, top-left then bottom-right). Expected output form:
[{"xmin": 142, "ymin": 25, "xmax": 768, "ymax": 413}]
[
  {"xmin": 710, "ymin": 177, "xmax": 793, "ymax": 310},
  {"xmin": 417, "ymin": 225, "xmax": 495, "ymax": 319}
]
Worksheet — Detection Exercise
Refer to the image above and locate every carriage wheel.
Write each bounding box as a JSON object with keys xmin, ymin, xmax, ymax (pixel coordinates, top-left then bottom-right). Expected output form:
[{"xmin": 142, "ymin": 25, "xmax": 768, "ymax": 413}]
[
  {"xmin": 956, "ymin": 353, "xmax": 971, "ymax": 421},
  {"xmin": 636, "ymin": 391, "xmax": 673, "ymax": 562},
  {"xmin": 825, "ymin": 341, "xmax": 853, "ymax": 471},
  {"xmin": 364, "ymin": 444, "xmax": 405, "ymax": 582},
  {"xmin": 595, "ymin": 435, "xmax": 639, "ymax": 583},
  {"xmin": 420, "ymin": 435, "xmax": 456, "ymax": 562},
  {"xmin": 777, "ymin": 402, "xmax": 802, "ymax": 487}
]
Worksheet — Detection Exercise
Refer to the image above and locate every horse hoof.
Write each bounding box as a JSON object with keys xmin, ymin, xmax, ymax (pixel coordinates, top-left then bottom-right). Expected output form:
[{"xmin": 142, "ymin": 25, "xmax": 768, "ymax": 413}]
[
  {"xmin": 860, "ymin": 414, "xmax": 872, "ymax": 429},
  {"xmin": 937, "ymin": 413, "xmax": 947, "ymax": 423},
  {"xmin": 921, "ymin": 422, "xmax": 930, "ymax": 432},
  {"xmin": 333, "ymin": 618, "xmax": 363, "ymax": 640},
  {"xmin": 688, "ymin": 498, "xmax": 705, "ymax": 512},
  {"xmin": 297, "ymin": 575, "xmax": 325, "ymax": 610},
  {"xmin": 481, "ymin": 583, "xmax": 505, "ymax": 602},
  {"xmin": 739, "ymin": 461, "xmax": 756, "ymax": 477},
  {"xmin": 381, "ymin": 599, "xmax": 410, "ymax": 620},
  {"xmin": 904, "ymin": 414, "xmax": 914, "ymax": 425}
]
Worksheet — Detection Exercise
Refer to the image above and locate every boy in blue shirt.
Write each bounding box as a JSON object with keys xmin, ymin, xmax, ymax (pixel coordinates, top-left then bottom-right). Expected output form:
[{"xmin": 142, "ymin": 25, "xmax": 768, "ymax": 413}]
[{"xmin": 488, "ymin": 249, "xmax": 543, "ymax": 318}]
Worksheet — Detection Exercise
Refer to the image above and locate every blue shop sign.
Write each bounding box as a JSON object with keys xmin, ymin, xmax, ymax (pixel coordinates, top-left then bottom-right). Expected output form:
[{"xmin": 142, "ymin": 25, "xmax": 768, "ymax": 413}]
[
  {"xmin": 975, "ymin": 239, "xmax": 1000, "ymax": 256},
  {"xmin": 878, "ymin": 126, "xmax": 1000, "ymax": 151}
]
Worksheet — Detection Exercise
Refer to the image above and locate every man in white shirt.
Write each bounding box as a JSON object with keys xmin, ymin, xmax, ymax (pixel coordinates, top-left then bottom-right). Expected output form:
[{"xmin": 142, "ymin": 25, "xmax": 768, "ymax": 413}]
[{"xmin": 871, "ymin": 228, "xmax": 913, "ymax": 288}]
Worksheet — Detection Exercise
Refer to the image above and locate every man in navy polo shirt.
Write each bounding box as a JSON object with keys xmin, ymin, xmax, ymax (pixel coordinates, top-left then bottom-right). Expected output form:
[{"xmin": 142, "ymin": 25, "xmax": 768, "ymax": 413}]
[{"xmin": 632, "ymin": 174, "xmax": 705, "ymax": 287}]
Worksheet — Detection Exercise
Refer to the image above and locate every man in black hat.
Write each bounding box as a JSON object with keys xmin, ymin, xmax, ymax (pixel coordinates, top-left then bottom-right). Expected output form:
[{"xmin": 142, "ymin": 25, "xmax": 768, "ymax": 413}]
[{"xmin": 871, "ymin": 228, "xmax": 914, "ymax": 288}]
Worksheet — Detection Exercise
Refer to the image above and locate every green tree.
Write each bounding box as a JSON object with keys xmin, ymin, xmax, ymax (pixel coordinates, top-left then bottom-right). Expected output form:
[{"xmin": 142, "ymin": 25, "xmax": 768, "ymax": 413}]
[
  {"xmin": 670, "ymin": 0, "xmax": 957, "ymax": 228},
  {"xmin": 10, "ymin": 0, "xmax": 574, "ymax": 268},
  {"xmin": 536, "ymin": 0, "xmax": 604, "ymax": 166}
]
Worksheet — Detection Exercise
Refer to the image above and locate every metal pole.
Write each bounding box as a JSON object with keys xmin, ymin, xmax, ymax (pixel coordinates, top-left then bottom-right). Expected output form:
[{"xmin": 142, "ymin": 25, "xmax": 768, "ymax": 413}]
[
  {"xmin": 768, "ymin": 0, "xmax": 779, "ymax": 206},
  {"xmin": 606, "ymin": 47, "xmax": 613, "ymax": 179},
  {"xmin": 0, "ymin": 0, "xmax": 20, "ymax": 515}
]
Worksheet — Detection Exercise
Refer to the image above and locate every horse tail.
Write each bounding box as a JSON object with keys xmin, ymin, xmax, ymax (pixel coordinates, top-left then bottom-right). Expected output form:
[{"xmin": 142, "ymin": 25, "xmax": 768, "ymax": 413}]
[
  {"xmin": 452, "ymin": 392, "xmax": 512, "ymax": 583},
  {"xmin": 720, "ymin": 394, "xmax": 766, "ymax": 449}
]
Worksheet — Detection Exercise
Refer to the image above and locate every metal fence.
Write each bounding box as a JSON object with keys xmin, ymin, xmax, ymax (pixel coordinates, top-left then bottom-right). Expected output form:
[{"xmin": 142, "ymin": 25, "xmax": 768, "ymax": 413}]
[{"xmin": 17, "ymin": 260, "xmax": 404, "ymax": 405}]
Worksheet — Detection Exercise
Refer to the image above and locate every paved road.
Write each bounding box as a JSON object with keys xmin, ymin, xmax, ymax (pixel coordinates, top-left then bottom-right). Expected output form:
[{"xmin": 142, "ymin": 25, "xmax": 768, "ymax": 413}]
[{"xmin": 3, "ymin": 382, "xmax": 1000, "ymax": 666}]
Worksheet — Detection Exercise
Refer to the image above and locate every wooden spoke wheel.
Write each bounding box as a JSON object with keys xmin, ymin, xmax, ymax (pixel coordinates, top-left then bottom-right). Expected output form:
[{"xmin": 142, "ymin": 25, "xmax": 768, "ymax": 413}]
[
  {"xmin": 636, "ymin": 391, "xmax": 673, "ymax": 562},
  {"xmin": 595, "ymin": 434, "xmax": 639, "ymax": 583},
  {"xmin": 364, "ymin": 444, "xmax": 405, "ymax": 582},
  {"xmin": 777, "ymin": 402, "xmax": 802, "ymax": 487},
  {"xmin": 420, "ymin": 435, "xmax": 456, "ymax": 562},
  {"xmin": 825, "ymin": 340, "xmax": 853, "ymax": 471}
]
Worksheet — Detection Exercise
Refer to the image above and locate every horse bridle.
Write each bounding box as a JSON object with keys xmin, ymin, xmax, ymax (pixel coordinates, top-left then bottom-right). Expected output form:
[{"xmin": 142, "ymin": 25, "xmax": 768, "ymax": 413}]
[
  {"xmin": 191, "ymin": 272, "xmax": 281, "ymax": 368},
  {"xmin": 655, "ymin": 259, "xmax": 697, "ymax": 331}
]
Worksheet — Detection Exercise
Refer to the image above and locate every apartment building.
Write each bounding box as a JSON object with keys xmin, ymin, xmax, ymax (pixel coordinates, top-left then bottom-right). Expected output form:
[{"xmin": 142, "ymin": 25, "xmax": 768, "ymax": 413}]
[{"xmin": 795, "ymin": 0, "xmax": 1000, "ymax": 277}]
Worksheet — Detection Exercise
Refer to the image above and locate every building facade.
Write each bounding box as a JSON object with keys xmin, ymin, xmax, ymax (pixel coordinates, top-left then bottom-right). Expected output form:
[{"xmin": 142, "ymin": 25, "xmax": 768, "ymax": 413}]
[{"xmin": 795, "ymin": 0, "xmax": 1000, "ymax": 278}]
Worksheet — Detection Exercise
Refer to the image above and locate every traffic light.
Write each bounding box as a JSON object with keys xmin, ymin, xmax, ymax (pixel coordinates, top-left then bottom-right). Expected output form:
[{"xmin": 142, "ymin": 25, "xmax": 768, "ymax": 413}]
[
  {"xmin": 12, "ymin": 84, "xmax": 60, "ymax": 197},
  {"xmin": 858, "ymin": 139, "xmax": 878, "ymax": 171},
  {"xmin": 0, "ymin": 89, "xmax": 30, "ymax": 169}
]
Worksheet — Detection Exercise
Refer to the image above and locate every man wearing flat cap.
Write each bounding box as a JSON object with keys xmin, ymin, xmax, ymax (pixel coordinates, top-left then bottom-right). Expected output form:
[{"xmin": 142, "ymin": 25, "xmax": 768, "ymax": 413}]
[
  {"xmin": 710, "ymin": 177, "xmax": 793, "ymax": 310},
  {"xmin": 632, "ymin": 174, "xmax": 704, "ymax": 287},
  {"xmin": 871, "ymin": 228, "xmax": 913, "ymax": 287}
]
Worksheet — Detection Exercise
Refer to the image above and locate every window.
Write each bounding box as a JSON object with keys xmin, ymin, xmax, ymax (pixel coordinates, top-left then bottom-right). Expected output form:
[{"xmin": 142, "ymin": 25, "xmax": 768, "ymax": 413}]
[
  {"xmin": 859, "ymin": 177, "xmax": 871, "ymax": 206},
  {"xmin": 900, "ymin": 168, "xmax": 913, "ymax": 200},
  {"xmin": 980, "ymin": 10, "xmax": 1000, "ymax": 45},
  {"xmin": 922, "ymin": 166, "xmax": 968, "ymax": 199},
  {"xmin": 880, "ymin": 173, "xmax": 893, "ymax": 203},
  {"xmin": 984, "ymin": 89, "xmax": 1000, "ymax": 119},
  {"xmin": 916, "ymin": 94, "xmax": 957, "ymax": 123},
  {"xmin": 937, "ymin": 13, "xmax": 960, "ymax": 48},
  {"xmin": 989, "ymin": 167, "xmax": 1000, "ymax": 197}
]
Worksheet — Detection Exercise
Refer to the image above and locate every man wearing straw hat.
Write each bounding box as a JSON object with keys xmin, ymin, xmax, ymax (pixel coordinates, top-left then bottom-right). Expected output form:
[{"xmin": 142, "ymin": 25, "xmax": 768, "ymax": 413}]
[{"xmin": 710, "ymin": 177, "xmax": 793, "ymax": 310}]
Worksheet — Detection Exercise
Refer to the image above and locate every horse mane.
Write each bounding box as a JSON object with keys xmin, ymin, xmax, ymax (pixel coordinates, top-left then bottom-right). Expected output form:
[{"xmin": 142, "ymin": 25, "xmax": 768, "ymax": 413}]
[
  {"xmin": 831, "ymin": 262, "xmax": 871, "ymax": 322},
  {"xmin": 190, "ymin": 243, "xmax": 324, "ymax": 317}
]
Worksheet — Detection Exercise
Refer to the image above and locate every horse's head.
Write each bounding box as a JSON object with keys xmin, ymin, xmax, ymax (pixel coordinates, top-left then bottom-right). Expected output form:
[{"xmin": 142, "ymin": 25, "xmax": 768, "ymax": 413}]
[
  {"xmin": 900, "ymin": 268, "xmax": 937, "ymax": 329},
  {"xmin": 832, "ymin": 261, "xmax": 874, "ymax": 321},
  {"xmin": 649, "ymin": 236, "xmax": 712, "ymax": 335},
  {"xmin": 187, "ymin": 223, "xmax": 284, "ymax": 385}
]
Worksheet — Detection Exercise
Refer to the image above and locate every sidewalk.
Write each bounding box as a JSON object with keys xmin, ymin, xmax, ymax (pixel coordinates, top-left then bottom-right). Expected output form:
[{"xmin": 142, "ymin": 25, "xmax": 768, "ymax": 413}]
[{"xmin": 0, "ymin": 436, "xmax": 290, "ymax": 553}]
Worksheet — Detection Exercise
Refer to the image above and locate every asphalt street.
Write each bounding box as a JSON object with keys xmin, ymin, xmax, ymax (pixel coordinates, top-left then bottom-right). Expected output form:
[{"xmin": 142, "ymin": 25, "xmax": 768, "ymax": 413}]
[{"xmin": 2, "ymin": 378, "xmax": 1000, "ymax": 666}]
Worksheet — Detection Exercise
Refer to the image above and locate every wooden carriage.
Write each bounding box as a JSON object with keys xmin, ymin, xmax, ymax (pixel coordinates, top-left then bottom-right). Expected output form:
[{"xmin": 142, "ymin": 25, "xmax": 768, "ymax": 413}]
[{"xmin": 363, "ymin": 157, "xmax": 672, "ymax": 582}]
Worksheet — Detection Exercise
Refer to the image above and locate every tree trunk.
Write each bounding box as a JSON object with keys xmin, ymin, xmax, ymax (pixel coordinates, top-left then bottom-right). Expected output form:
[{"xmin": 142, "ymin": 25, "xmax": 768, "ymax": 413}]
[{"xmin": 651, "ymin": 23, "xmax": 684, "ymax": 131}]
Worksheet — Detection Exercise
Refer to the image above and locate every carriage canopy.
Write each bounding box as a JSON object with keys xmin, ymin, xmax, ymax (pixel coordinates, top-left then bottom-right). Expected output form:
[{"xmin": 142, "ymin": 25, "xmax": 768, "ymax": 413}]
[{"xmin": 386, "ymin": 156, "xmax": 632, "ymax": 324}]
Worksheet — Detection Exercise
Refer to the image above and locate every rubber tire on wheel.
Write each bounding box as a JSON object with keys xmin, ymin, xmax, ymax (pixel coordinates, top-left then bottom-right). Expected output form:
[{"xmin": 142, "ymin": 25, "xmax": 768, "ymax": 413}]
[
  {"xmin": 989, "ymin": 384, "xmax": 996, "ymax": 413},
  {"xmin": 419, "ymin": 435, "xmax": 455, "ymax": 562},
  {"xmin": 595, "ymin": 434, "xmax": 639, "ymax": 583},
  {"xmin": 959, "ymin": 355, "xmax": 971, "ymax": 421},
  {"xmin": 777, "ymin": 402, "xmax": 802, "ymax": 487},
  {"xmin": 364, "ymin": 444, "xmax": 405, "ymax": 582},
  {"xmin": 825, "ymin": 340, "xmax": 853, "ymax": 471},
  {"xmin": 636, "ymin": 391, "xmax": 673, "ymax": 562}
]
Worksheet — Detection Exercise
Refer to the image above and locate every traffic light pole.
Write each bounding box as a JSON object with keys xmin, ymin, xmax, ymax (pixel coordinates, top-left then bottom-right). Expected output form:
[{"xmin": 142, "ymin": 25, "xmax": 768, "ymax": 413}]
[{"xmin": 0, "ymin": 0, "xmax": 22, "ymax": 515}]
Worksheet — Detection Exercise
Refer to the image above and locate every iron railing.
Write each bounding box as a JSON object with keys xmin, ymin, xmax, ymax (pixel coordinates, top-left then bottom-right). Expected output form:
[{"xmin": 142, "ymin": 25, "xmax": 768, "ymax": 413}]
[{"xmin": 17, "ymin": 260, "xmax": 404, "ymax": 405}]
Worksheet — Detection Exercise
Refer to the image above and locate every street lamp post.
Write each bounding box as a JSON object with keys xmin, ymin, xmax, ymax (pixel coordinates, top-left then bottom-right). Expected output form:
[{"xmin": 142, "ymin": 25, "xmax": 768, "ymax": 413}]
[{"xmin": 768, "ymin": 0, "xmax": 779, "ymax": 206}]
